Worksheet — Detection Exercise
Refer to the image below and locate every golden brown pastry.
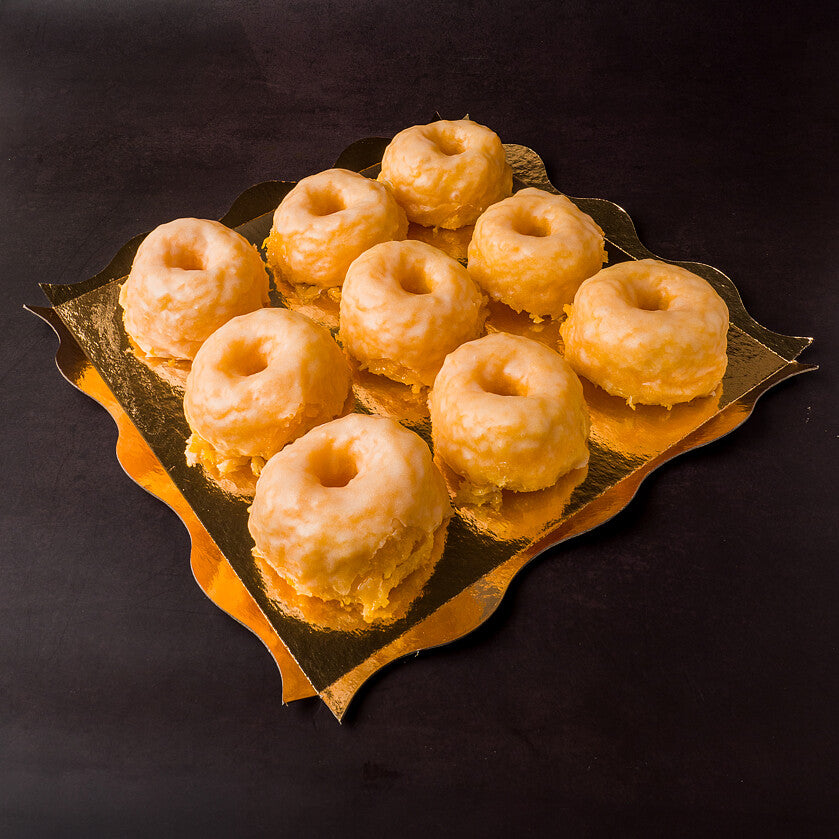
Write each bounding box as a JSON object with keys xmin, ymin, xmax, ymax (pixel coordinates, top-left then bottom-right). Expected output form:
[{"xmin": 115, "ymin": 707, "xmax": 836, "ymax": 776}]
[
  {"xmin": 248, "ymin": 414, "xmax": 452, "ymax": 624},
  {"xmin": 339, "ymin": 240, "xmax": 486, "ymax": 388},
  {"xmin": 429, "ymin": 332, "xmax": 590, "ymax": 496},
  {"xmin": 119, "ymin": 218, "xmax": 269, "ymax": 360},
  {"xmin": 467, "ymin": 188, "xmax": 606, "ymax": 320},
  {"xmin": 264, "ymin": 168, "xmax": 407, "ymax": 293},
  {"xmin": 560, "ymin": 259, "xmax": 729, "ymax": 406},
  {"xmin": 183, "ymin": 307, "xmax": 351, "ymax": 480},
  {"xmin": 378, "ymin": 118, "xmax": 512, "ymax": 229}
]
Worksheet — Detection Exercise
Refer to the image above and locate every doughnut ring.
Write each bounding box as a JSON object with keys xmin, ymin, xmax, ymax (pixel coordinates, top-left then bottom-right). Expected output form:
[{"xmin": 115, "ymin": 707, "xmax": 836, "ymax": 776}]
[
  {"xmin": 378, "ymin": 118, "xmax": 512, "ymax": 229},
  {"xmin": 264, "ymin": 168, "xmax": 407, "ymax": 292},
  {"xmin": 339, "ymin": 239, "xmax": 487, "ymax": 388},
  {"xmin": 467, "ymin": 187, "xmax": 606, "ymax": 319},
  {"xmin": 560, "ymin": 259, "xmax": 729, "ymax": 407},
  {"xmin": 248, "ymin": 414, "xmax": 452, "ymax": 624},
  {"xmin": 429, "ymin": 332, "xmax": 590, "ymax": 494},
  {"xmin": 119, "ymin": 217, "xmax": 269, "ymax": 360},
  {"xmin": 184, "ymin": 307, "xmax": 351, "ymax": 476}
]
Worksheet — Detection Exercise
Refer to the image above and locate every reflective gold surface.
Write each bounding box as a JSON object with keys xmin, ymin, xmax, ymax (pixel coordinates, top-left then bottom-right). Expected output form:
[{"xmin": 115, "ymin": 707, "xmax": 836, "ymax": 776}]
[
  {"xmin": 36, "ymin": 141, "xmax": 814, "ymax": 720},
  {"xmin": 30, "ymin": 306, "xmax": 317, "ymax": 704}
]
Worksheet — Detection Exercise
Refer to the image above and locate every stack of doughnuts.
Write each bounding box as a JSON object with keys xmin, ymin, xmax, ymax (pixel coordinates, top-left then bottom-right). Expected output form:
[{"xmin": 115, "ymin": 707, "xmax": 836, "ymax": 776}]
[
  {"xmin": 248, "ymin": 413, "xmax": 451, "ymax": 627},
  {"xmin": 118, "ymin": 118, "xmax": 729, "ymax": 629}
]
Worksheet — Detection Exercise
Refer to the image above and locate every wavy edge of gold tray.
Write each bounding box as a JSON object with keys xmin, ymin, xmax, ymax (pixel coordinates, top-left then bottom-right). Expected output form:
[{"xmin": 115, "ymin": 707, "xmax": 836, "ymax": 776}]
[
  {"xmin": 28, "ymin": 305, "xmax": 318, "ymax": 705},
  {"xmin": 31, "ymin": 139, "xmax": 816, "ymax": 720}
]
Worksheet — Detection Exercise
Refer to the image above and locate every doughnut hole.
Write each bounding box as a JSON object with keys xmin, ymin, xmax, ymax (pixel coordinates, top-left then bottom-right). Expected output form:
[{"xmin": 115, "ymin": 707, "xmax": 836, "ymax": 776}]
[
  {"xmin": 631, "ymin": 280, "xmax": 670, "ymax": 312},
  {"xmin": 428, "ymin": 124, "xmax": 467, "ymax": 157},
  {"xmin": 223, "ymin": 340, "xmax": 270, "ymax": 378},
  {"xmin": 397, "ymin": 262, "xmax": 434, "ymax": 295},
  {"xmin": 307, "ymin": 188, "xmax": 347, "ymax": 217},
  {"xmin": 310, "ymin": 443, "xmax": 359, "ymax": 488},
  {"xmin": 477, "ymin": 366, "xmax": 527, "ymax": 398},
  {"xmin": 164, "ymin": 242, "xmax": 206, "ymax": 271},
  {"xmin": 511, "ymin": 210, "xmax": 552, "ymax": 239}
]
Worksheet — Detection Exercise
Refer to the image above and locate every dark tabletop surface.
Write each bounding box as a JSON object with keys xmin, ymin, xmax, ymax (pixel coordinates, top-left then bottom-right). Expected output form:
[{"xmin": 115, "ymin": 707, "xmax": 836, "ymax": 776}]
[{"xmin": 2, "ymin": 1, "xmax": 837, "ymax": 835}]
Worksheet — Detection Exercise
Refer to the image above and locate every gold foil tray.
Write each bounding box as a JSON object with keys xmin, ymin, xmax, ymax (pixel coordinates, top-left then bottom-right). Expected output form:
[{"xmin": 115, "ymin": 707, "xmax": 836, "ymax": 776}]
[{"xmin": 31, "ymin": 139, "xmax": 814, "ymax": 720}]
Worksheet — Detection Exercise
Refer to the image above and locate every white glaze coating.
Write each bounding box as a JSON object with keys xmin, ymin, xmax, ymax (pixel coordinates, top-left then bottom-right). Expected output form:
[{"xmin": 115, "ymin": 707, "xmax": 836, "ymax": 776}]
[
  {"xmin": 119, "ymin": 218, "xmax": 269, "ymax": 360},
  {"xmin": 339, "ymin": 240, "xmax": 486, "ymax": 387},
  {"xmin": 378, "ymin": 119, "xmax": 512, "ymax": 229},
  {"xmin": 248, "ymin": 414, "xmax": 451, "ymax": 619},
  {"xmin": 265, "ymin": 168, "xmax": 407, "ymax": 290},
  {"xmin": 560, "ymin": 259, "xmax": 729, "ymax": 406},
  {"xmin": 430, "ymin": 333, "xmax": 590, "ymax": 493},
  {"xmin": 467, "ymin": 188, "xmax": 606, "ymax": 319}
]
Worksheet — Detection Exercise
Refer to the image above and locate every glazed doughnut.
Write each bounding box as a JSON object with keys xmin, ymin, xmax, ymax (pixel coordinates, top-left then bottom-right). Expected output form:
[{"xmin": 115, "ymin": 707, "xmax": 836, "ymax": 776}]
[
  {"xmin": 248, "ymin": 414, "xmax": 452, "ymax": 623},
  {"xmin": 429, "ymin": 333, "xmax": 590, "ymax": 495},
  {"xmin": 264, "ymin": 168, "xmax": 408, "ymax": 292},
  {"xmin": 339, "ymin": 240, "xmax": 486, "ymax": 388},
  {"xmin": 378, "ymin": 119, "xmax": 512, "ymax": 229},
  {"xmin": 119, "ymin": 218, "xmax": 269, "ymax": 361},
  {"xmin": 560, "ymin": 259, "xmax": 729, "ymax": 407},
  {"xmin": 467, "ymin": 188, "xmax": 606, "ymax": 320},
  {"xmin": 183, "ymin": 307, "xmax": 351, "ymax": 477}
]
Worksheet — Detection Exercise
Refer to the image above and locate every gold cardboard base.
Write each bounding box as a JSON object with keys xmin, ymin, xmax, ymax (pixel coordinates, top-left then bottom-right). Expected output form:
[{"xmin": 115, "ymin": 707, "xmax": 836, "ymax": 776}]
[
  {"xmin": 32, "ymin": 138, "xmax": 816, "ymax": 720},
  {"xmin": 31, "ymin": 306, "xmax": 317, "ymax": 704},
  {"xmin": 33, "ymin": 298, "xmax": 813, "ymax": 718}
]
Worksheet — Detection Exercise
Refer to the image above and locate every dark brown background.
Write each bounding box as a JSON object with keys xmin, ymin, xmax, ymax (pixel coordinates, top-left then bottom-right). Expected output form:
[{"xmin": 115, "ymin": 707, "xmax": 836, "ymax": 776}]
[{"xmin": 2, "ymin": 1, "xmax": 837, "ymax": 835}]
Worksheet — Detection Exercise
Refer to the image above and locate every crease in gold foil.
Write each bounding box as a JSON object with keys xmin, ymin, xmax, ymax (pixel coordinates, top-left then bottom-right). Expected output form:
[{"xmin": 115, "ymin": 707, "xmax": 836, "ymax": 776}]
[{"xmin": 36, "ymin": 140, "xmax": 814, "ymax": 720}]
